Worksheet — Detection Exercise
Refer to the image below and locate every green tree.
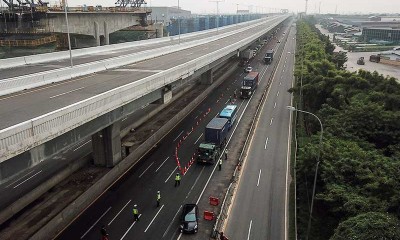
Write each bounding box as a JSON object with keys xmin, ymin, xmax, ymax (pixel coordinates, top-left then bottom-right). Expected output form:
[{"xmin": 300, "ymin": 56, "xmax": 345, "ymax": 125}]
[{"xmin": 330, "ymin": 212, "xmax": 400, "ymax": 240}]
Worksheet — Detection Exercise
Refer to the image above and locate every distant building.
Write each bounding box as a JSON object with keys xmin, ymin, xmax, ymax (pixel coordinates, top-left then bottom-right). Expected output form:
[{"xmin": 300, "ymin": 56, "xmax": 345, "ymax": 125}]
[
  {"xmin": 148, "ymin": 7, "xmax": 191, "ymax": 25},
  {"xmin": 362, "ymin": 27, "xmax": 400, "ymax": 44}
]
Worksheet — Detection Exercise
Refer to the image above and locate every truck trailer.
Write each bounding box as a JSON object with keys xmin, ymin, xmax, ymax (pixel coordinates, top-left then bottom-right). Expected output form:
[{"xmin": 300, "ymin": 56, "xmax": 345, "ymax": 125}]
[
  {"xmin": 196, "ymin": 118, "xmax": 229, "ymax": 164},
  {"xmin": 264, "ymin": 49, "xmax": 274, "ymax": 64},
  {"xmin": 240, "ymin": 71, "xmax": 259, "ymax": 99},
  {"xmin": 239, "ymin": 49, "xmax": 254, "ymax": 66}
]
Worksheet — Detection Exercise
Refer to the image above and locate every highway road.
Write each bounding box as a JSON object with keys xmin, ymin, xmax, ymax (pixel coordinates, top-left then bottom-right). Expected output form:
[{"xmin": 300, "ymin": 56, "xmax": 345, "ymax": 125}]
[
  {"xmin": 54, "ymin": 24, "xmax": 288, "ymax": 239},
  {"xmin": 0, "ymin": 16, "xmax": 286, "ymax": 130},
  {"xmin": 0, "ymin": 16, "xmax": 282, "ymax": 80},
  {"xmin": 224, "ymin": 24, "xmax": 295, "ymax": 240}
]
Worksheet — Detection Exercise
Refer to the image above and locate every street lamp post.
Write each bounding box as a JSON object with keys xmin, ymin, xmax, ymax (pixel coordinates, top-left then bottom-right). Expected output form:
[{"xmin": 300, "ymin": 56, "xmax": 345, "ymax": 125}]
[
  {"xmin": 178, "ymin": 0, "xmax": 181, "ymax": 44},
  {"xmin": 286, "ymin": 106, "xmax": 323, "ymax": 240},
  {"xmin": 63, "ymin": 0, "xmax": 73, "ymax": 67},
  {"xmin": 209, "ymin": 0, "xmax": 223, "ymax": 34}
]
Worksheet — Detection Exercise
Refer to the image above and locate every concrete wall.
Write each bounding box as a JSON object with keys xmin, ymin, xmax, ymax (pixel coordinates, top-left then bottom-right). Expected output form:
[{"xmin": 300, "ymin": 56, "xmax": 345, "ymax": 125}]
[{"xmin": 40, "ymin": 12, "xmax": 142, "ymax": 36}]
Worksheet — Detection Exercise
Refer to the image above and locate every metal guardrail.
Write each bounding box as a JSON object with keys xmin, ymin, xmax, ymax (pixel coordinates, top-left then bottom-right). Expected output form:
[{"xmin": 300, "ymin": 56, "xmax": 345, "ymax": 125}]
[{"xmin": 0, "ymin": 16, "xmax": 289, "ymax": 163}]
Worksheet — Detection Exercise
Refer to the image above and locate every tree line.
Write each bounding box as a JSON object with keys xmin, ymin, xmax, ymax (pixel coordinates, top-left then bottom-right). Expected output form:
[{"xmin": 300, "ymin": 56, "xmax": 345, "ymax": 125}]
[{"xmin": 292, "ymin": 18, "xmax": 400, "ymax": 240}]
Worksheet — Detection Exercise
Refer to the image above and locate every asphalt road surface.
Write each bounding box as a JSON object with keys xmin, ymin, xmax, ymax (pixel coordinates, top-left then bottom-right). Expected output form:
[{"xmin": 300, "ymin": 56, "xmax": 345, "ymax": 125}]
[
  {"xmin": 0, "ymin": 16, "xmax": 286, "ymax": 130},
  {"xmin": 54, "ymin": 25, "xmax": 287, "ymax": 239},
  {"xmin": 224, "ymin": 24, "xmax": 296, "ymax": 240}
]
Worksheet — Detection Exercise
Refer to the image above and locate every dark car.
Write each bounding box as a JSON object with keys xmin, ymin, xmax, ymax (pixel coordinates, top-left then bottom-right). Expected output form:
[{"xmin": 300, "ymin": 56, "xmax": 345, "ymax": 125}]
[{"xmin": 180, "ymin": 204, "xmax": 199, "ymax": 233}]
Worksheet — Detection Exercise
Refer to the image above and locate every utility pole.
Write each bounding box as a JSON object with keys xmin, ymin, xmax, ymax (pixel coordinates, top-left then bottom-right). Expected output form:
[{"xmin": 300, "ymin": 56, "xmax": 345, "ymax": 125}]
[
  {"xmin": 209, "ymin": 0, "xmax": 224, "ymax": 34},
  {"xmin": 305, "ymin": 0, "xmax": 308, "ymax": 14},
  {"xmin": 319, "ymin": 1, "xmax": 321, "ymax": 14}
]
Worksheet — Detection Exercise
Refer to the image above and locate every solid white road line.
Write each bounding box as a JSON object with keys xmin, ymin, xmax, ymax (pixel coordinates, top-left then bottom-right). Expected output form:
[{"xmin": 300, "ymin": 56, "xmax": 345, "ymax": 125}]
[
  {"xmin": 144, "ymin": 205, "xmax": 164, "ymax": 232},
  {"xmin": 120, "ymin": 214, "xmax": 142, "ymax": 240},
  {"xmin": 173, "ymin": 131, "xmax": 184, "ymax": 142},
  {"xmin": 163, "ymin": 205, "xmax": 182, "ymax": 238},
  {"xmin": 264, "ymin": 137, "xmax": 269, "ymax": 150},
  {"xmin": 165, "ymin": 166, "xmax": 178, "ymax": 183},
  {"xmin": 155, "ymin": 157, "xmax": 170, "ymax": 172},
  {"xmin": 5, "ymin": 170, "xmax": 35, "ymax": 188},
  {"xmin": 270, "ymin": 118, "xmax": 274, "ymax": 126},
  {"xmin": 194, "ymin": 133, "xmax": 203, "ymax": 144},
  {"xmin": 81, "ymin": 206, "xmax": 112, "ymax": 239},
  {"xmin": 13, "ymin": 170, "xmax": 42, "ymax": 188},
  {"xmin": 257, "ymin": 169, "xmax": 262, "ymax": 187},
  {"xmin": 50, "ymin": 87, "xmax": 85, "ymax": 99},
  {"xmin": 108, "ymin": 200, "xmax": 131, "ymax": 226},
  {"xmin": 247, "ymin": 220, "xmax": 253, "ymax": 240},
  {"xmin": 73, "ymin": 140, "xmax": 91, "ymax": 152},
  {"xmin": 139, "ymin": 162, "xmax": 154, "ymax": 178}
]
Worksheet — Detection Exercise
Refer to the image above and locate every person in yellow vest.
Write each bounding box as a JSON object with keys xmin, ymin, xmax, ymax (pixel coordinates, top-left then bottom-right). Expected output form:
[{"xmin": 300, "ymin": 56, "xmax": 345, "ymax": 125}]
[
  {"xmin": 133, "ymin": 204, "xmax": 139, "ymax": 221},
  {"xmin": 175, "ymin": 173, "xmax": 181, "ymax": 187},
  {"xmin": 156, "ymin": 191, "xmax": 161, "ymax": 207}
]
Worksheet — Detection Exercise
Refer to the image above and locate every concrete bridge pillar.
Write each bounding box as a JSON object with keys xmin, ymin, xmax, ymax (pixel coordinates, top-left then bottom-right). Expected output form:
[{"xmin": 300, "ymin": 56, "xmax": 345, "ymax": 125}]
[
  {"xmin": 92, "ymin": 121, "xmax": 122, "ymax": 167},
  {"xmin": 161, "ymin": 85, "xmax": 172, "ymax": 104},
  {"xmin": 200, "ymin": 69, "xmax": 214, "ymax": 85},
  {"xmin": 94, "ymin": 21, "xmax": 100, "ymax": 46},
  {"xmin": 155, "ymin": 22, "xmax": 164, "ymax": 38},
  {"xmin": 104, "ymin": 21, "xmax": 110, "ymax": 45}
]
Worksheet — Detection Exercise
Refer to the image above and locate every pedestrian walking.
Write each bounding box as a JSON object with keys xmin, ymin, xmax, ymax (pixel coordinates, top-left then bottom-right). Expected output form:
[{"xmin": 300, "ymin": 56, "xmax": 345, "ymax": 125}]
[
  {"xmin": 100, "ymin": 225, "xmax": 109, "ymax": 240},
  {"xmin": 218, "ymin": 158, "xmax": 222, "ymax": 171},
  {"xmin": 175, "ymin": 173, "xmax": 181, "ymax": 187},
  {"xmin": 219, "ymin": 231, "xmax": 229, "ymax": 240},
  {"xmin": 224, "ymin": 148, "xmax": 228, "ymax": 160},
  {"xmin": 156, "ymin": 191, "xmax": 161, "ymax": 207},
  {"xmin": 133, "ymin": 204, "xmax": 139, "ymax": 221}
]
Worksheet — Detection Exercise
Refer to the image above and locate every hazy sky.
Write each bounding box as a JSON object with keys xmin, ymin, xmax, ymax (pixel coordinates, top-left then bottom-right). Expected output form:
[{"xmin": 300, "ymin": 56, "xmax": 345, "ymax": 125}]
[{"xmin": 62, "ymin": 0, "xmax": 400, "ymax": 14}]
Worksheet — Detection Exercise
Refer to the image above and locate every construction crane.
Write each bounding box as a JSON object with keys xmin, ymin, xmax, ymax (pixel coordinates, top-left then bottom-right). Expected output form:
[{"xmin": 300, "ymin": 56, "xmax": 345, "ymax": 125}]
[{"xmin": 115, "ymin": 0, "xmax": 146, "ymax": 8}]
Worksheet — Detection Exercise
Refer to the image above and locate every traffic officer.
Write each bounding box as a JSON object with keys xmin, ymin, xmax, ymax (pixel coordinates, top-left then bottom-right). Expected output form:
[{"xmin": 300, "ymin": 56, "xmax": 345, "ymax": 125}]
[
  {"xmin": 218, "ymin": 158, "xmax": 222, "ymax": 171},
  {"xmin": 133, "ymin": 204, "xmax": 139, "ymax": 221},
  {"xmin": 156, "ymin": 191, "xmax": 161, "ymax": 207},
  {"xmin": 175, "ymin": 173, "xmax": 181, "ymax": 187}
]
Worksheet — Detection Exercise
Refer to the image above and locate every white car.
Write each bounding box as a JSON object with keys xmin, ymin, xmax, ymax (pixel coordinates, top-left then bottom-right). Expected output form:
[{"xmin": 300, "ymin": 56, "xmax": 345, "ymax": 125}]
[{"xmin": 244, "ymin": 66, "xmax": 253, "ymax": 73}]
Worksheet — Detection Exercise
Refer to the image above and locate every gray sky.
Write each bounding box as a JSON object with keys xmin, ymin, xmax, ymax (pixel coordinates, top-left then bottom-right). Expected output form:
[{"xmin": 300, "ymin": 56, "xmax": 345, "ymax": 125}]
[{"xmin": 64, "ymin": 0, "xmax": 400, "ymax": 14}]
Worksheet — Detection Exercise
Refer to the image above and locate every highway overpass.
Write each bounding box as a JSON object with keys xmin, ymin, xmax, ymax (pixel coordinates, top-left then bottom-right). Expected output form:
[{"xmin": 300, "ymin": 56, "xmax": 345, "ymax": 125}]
[{"xmin": 0, "ymin": 15, "xmax": 291, "ymax": 232}]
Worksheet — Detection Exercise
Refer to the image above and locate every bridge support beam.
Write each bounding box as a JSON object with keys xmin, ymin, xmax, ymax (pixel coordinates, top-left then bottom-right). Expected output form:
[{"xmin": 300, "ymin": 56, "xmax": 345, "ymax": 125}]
[
  {"xmin": 200, "ymin": 69, "xmax": 213, "ymax": 85},
  {"xmin": 94, "ymin": 21, "xmax": 100, "ymax": 46},
  {"xmin": 104, "ymin": 22, "xmax": 110, "ymax": 45},
  {"xmin": 92, "ymin": 121, "xmax": 122, "ymax": 167}
]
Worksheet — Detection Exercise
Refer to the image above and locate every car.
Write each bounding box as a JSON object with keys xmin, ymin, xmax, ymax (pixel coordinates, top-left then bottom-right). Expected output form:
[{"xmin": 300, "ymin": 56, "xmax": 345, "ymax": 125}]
[
  {"xmin": 244, "ymin": 66, "xmax": 253, "ymax": 73},
  {"xmin": 180, "ymin": 204, "xmax": 199, "ymax": 233}
]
